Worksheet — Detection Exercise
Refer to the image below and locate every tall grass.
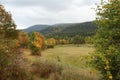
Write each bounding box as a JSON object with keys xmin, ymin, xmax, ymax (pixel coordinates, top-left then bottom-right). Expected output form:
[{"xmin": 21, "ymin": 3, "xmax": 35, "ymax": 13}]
[
  {"xmin": 23, "ymin": 44, "xmax": 101, "ymax": 80},
  {"xmin": 30, "ymin": 60, "xmax": 101, "ymax": 80}
]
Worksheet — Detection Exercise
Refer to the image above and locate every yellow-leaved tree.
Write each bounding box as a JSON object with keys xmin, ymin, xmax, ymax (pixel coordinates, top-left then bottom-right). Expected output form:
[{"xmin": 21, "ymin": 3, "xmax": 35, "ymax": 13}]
[
  {"xmin": 45, "ymin": 38, "xmax": 56, "ymax": 48},
  {"xmin": 29, "ymin": 32, "xmax": 44, "ymax": 55}
]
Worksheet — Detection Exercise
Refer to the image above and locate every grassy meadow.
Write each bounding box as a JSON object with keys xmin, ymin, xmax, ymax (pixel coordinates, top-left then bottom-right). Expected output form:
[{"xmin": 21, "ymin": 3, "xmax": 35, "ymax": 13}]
[{"xmin": 22, "ymin": 44, "xmax": 101, "ymax": 80}]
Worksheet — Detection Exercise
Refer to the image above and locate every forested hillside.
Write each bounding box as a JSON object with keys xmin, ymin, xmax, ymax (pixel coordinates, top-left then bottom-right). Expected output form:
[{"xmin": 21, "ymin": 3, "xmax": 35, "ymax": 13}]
[
  {"xmin": 23, "ymin": 25, "xmax": 49, "ymax": 33},
  {"xmin": 41, "ymin": 22, "xmax": 97, "ymax": 39},
  {"xmin": 23, "ymin": 21, "xmax": 97, "ymax": 39}
]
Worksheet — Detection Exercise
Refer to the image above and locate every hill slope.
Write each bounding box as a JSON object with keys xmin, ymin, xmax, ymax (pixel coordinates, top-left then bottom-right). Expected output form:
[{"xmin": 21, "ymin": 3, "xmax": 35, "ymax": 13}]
[
  {"xmin": 22, "ymin": 24, "xmax": 49, "ymax": 33},
  {"xmin": 40, "ymin": 21, "xmax": 97, "ymax": 38},
  {"xmin": 22, "ymin": 21, "xmax": 97, "ymax": 39}
]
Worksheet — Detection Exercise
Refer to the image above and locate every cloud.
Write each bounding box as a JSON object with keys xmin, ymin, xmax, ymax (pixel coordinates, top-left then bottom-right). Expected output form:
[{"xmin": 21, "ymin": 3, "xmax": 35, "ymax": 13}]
[
  {"xmin": 0, "ymin": 0, "xmax": 100, "ymax": 29},
  {"xmin": 1, "ymin": 0, "xmax": 73, "ymax": 12},
  {"xmin": 1, "ymin": 0, "xmax": 99, "ymax": 12}
]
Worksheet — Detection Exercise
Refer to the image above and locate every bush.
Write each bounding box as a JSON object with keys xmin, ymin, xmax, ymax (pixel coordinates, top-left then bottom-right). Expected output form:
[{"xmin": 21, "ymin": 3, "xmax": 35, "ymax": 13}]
[
  {"xmin": 29, "ymin": 44, "xmax": 41, "ymax": 55},
  {"xmin": 31, "ymin": 61, "xmax": 62, "ymax": 78},
  {"xmin": 17, "ymin": 31, "xmax": 29, "ymax": 48},
  {"xmin": 0, "ymin": 64, "xmax": 31, "ymax": 80},
  {"xmin": 29, "ymin": 32, "xmax": 44, "ymax": 55},
  {"xmin": 0, "ymin": 40, "xmax": 31, "ymax": 80},
  {"xmin": 91, "ymin": 0, "xmax": 120, "ymax": 80},
  {"xmin": 45, "ymin": 38, "xmax": 56, "ymax": 48}
]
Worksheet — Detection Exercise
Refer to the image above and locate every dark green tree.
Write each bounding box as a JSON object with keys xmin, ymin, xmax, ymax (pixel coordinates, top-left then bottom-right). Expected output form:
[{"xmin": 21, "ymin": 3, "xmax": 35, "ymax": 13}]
[
  {"xmin": 91, "ymin": 0, "xmax": 120, "ymax": 80},
  {"xmin": 73, "ymin": 35, "xmax": 85, "ymax": 44}
]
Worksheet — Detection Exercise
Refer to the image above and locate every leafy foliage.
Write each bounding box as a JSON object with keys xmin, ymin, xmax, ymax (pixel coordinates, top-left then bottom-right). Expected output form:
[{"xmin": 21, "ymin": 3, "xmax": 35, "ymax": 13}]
[
  {"xmin": 72, "ymin": 35, "xmax": 85, "ymax": 44},
  {"xmin": 45, "ymin": 38, "xmax": 56, "ymax": 48},
  {"xmin": 29, "ymin": 32, "xmax": 44, "ymax": 55},
  {"xmin": 91, "ymin": 0, "xmax": 120, "ymax": 80},
  {"xmin": 0, "ymin": 4, "xmax": 31, "ymax": 80},
  {"xmin": 58, "ymin": 39, "xmax": 69, "ymax": 45},
  {"xmin": 85, "ymin": 36, "xmax": 94, "ymax": 44},
  {"xmin": 0, "ymin": 39, "xmax": 31, "ymax": 80},
  {"xmin": 17, "ymin": 31, "xmax": 29, "ymax": 48},
  {"xmin": 0, "ymin": 4, "xmax": 18, "ymax": 39}
]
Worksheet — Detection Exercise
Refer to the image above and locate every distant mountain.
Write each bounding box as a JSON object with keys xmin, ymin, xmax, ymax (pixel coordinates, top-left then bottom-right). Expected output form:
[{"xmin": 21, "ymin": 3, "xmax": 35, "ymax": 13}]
[
  {"xmin": 22, "ymin": 24, "xmax": 49, "ymax": 33},
  {"xmin": 22, "ymin": 21, "xmax": 97, "ymax": 39},
  {"xmin": 40, "ymin": 21, "xmax": 97, "ymax": 38}
]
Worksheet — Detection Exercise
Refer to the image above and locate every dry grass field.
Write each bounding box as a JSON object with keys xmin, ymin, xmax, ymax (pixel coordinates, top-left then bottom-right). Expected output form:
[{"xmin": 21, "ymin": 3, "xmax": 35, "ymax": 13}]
[
  {"xmin": 22, "ymin": 44, "xmax": 101, "ymax": 80},
  {"xmin": 41, "ymin": 45, "xmax": 94, "ymax": 67}
]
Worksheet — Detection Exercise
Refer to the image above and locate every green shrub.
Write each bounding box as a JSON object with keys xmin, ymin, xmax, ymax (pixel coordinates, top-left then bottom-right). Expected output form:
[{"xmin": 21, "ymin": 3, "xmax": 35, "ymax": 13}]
[
  {"xmin": 91, "ymin": 0, "xmax": 120, "ymax": 80},
  {"xmin": 29, "ymin": 32, "xmax": 44, "ymax": 55},
  {"xmin": 29, "ymin": 44, "xmax": 41, "ymax": 55}
]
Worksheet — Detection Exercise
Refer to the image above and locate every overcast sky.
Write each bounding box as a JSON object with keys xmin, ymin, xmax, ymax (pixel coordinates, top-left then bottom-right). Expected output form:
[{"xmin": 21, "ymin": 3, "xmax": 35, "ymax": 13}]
[{"xmin": 0, "ymin": 0, "xmax": 100, "ymax": 29}]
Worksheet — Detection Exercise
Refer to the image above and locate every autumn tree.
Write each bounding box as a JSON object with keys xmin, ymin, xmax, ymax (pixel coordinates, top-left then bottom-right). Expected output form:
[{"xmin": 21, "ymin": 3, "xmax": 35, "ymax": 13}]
[
  {"xmin": 0, "ymin": 4, "xmax": 17, "ymax": 39},
  {"xmin": 0, "ymin": 4, "xmax": 31, "ymax": 80},
  {"xmin": 91, "ymin": 0, "xmax": 120, "ymax": 80},
  {"xmin": 17, "ymin": 31, "xmax": 29, "ymax": 48},
  {"xmin": 29, "ymin": 32, "xmax": 44, "ymax": 55},
  {"xmin": 58, "ymin": 39, "xmax": 69, "ymax": 45},
  {"xmin": 45, "ymin": 38, "xmax": 56, "ymax": 48}
]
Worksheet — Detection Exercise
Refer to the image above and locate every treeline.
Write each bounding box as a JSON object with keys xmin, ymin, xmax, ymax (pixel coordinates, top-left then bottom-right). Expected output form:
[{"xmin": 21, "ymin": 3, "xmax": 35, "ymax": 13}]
[
  {"xmin": 38, "ymin": 21, "xmax": 97, "ymax": 45},
  {"xmin": 15, "ymin": 30, "xmax": 94, "ymax": 55},
  {"xmin": 22, "ymin": 20, "xmax": 97, "ymax": 47}
]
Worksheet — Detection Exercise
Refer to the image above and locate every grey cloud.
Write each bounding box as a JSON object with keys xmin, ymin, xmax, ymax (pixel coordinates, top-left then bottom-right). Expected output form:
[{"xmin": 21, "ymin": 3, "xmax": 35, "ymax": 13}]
[
  {"xmin": 73, "ymin": 0, "xmax": 100, "ymax": 7},
  {"xmin": 1, "ymin": 0, "xmax": 74, "ymax": 11},
  {"xmin": 0, "ymin": 0, "xmax": 99, "ymax": 12},
  {"xmin": 0, "ymin": 0, "xmax": 98, "ymax": 29}
]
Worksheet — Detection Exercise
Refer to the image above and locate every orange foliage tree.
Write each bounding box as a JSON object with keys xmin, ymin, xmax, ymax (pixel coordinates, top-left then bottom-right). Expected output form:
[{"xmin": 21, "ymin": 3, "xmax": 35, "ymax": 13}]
[
  {"xmin": 29, "ymin": 32, "xmax": 44, "ymax": 55},
  {"xmin": 16, "ymin": 31, "xmax": 29, "ymax": 48}
]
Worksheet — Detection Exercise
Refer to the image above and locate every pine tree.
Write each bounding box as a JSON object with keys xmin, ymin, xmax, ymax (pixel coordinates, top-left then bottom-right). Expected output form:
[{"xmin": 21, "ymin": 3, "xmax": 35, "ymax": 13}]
[{"xmin": 92, "ymin": 0, "xmax": 120, "ymax": 80}]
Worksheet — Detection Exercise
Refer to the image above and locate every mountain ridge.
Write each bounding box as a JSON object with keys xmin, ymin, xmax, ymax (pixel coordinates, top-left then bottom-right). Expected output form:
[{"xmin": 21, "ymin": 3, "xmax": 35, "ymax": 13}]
[
  {"xmin": 22, "ymin": 24, "xmax": 50, "ymax": 33},
  {"xmin": 22, "ymin": 21, "xmax": 97, "ymax": 39}
]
